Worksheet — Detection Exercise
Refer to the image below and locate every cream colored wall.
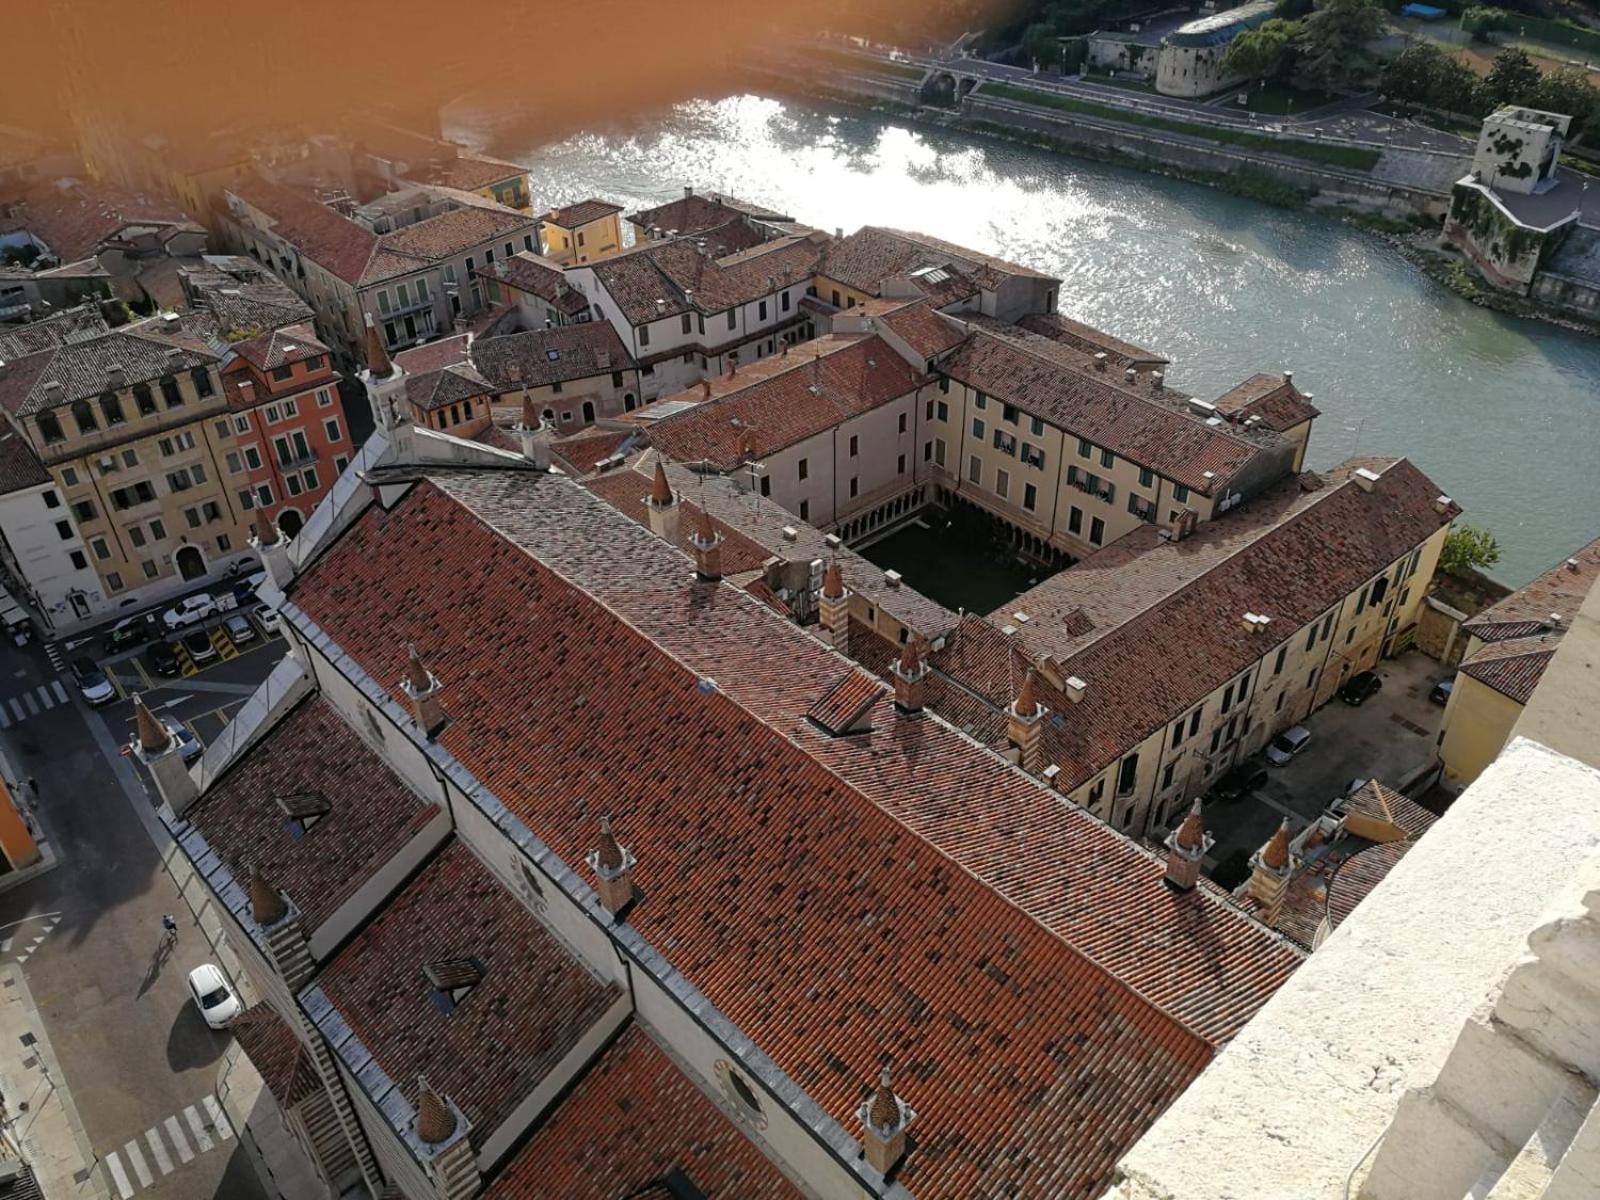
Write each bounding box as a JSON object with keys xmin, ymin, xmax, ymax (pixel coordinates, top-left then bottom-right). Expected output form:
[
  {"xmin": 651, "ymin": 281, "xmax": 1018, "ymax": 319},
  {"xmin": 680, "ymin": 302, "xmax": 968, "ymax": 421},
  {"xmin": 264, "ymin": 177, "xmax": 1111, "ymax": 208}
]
[
  {"xmin": 1440, "ymin": 673, "xmax": 1524, "ymax": 788},
  {"xmin": 540, "ymin": 215, "xmax": 622, "ymax": 266}
]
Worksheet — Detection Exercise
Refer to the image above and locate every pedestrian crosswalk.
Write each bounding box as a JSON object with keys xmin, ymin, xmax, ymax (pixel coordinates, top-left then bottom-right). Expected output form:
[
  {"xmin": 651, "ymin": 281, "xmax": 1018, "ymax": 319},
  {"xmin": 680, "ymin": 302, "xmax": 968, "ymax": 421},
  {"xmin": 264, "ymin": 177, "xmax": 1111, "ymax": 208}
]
[
  {"xmin": 0, "ymin": 913, "xmax": 62, "ymax": 964},
  {"xmin": 101, "ymin": 1096, "xmax": 233, "ymax": 1198},
  {"xmin": 0, "ymin": 680, "xmax": 69, "ymax": 729},
  {"xmin": 43, "ymin": 642, "xmax": 66, "ymax": 673}
]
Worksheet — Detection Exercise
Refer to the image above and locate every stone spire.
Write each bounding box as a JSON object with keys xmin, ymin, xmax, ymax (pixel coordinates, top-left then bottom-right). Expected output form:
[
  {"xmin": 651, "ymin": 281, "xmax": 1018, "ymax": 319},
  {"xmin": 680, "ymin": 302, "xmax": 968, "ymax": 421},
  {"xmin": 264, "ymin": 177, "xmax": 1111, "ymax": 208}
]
[
  {"xmin": 520, "ymin": 390, "xmax": 537, "ymax": 432},
  {"xmin": 415, "ymin": 1082, "xmax": 457, "ymax": 1145},
  {"xmin": 858, "ymin": 1064, "xmax": 916, "ymax": 1177},
  {"xmin": 249, "ymin": 868, "xmax": 287, "ymax": 927},
  {"xmin": 135, "ymin": 694, "xmax": 170, "ymax": 753},
  {"xmin": 586, "ymin": 816, "xmax": 636, "ymax": 917},
  {"xmin": 252, "ymin": 507, "xmax": 292, "ymax": 589},
  {"xmin": 1006, "ymin": 669, "xmax": 1047, "ymax": 773},
  {"xmin": 402, "ymin": 644, "xmax": 446, "ymax": 739},
  {"xmin": 818, "ymin": 560, "xmax": 850, "ymax": 652},
  {"xmin": 1163, "ymin": 798, "xmax": 1214, "ymax": 892},
  {"xmin": 822, "ymin": 561, "xmax": 845, "ymax": 601},
  {"xmin": 253, "ymin": 508, "xmax": 278, "ymax": 549},
  {"xmin": 645, "ymin": 459, "xmax": 679, "ymax": 542},
  {"xmin": 1247, "ymin": 818, "xmax": 1295, "ymax": 925},
  {"xmin": 363, "ymin": 312, "xmax": 392, "ymax": 377},
  {"xmin": 689, "ymin": 507, "xmax": 722, "ymax": 581},
  {"xmin": 892, "ymin": 637, "xmax": 930, "ymax": 714}
]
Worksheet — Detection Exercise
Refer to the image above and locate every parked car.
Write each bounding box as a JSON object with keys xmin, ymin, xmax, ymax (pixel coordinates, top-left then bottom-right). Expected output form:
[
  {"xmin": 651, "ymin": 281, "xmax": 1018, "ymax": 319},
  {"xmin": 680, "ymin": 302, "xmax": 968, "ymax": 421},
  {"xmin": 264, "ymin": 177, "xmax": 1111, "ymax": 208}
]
[
  {"xmin": 1339, "ymin": 671, "xmax": 1383, "ymax": 706},
  {"xmin": 256, "ymin": 607, "xmax": 282, "ymax": 636},
  {"xmin": 230, "ymin": 571, "xmax": 267, "ymax": 605},
  {"xmin": 161, "ymin": 593, "xmax": 216, "ymax": 630},
  {"xmin": 70, "ymin": 658, "xmax": 116, "ymax": 707},
  {"xmin": 1429, "ymin": 678, "xmax": 1455, "ymax": 706},
  {"xmin": 1211, "ymin": 763, "xmax": 1269, "ymax": 803},
  {"xmin": 103, "ymin": 613, "xmax": 157, "ymax": 654},
  {"xmin": 181, "ymin": 629, "xmax": 218, "ymax": 666},
  {"xmin": 185, "ymin": 964, "xmax": 240, "ymax": 1030},
  {"xmin": 222, "ymin": 613, "xmax": 256, "ymax": 646},
  {"xmin": 1265, "ymin": 725, "xmax": 1312, "ymax": 766},
  {"xmin": 164, "ymin": 719, "xmax": 204, "ymax": 764},
  {"xmin": 147, "ymin": 640, "xmax": 181, "ymax": 677}
]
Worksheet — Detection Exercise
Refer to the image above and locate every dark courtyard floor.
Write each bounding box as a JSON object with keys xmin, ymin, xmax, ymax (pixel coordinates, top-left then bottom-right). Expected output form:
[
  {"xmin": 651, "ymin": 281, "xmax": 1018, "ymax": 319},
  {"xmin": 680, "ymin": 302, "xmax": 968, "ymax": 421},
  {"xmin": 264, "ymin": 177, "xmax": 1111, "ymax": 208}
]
[{"xmin": 858, "ymin": 514, "xmax": 1053, "ymax": 616}]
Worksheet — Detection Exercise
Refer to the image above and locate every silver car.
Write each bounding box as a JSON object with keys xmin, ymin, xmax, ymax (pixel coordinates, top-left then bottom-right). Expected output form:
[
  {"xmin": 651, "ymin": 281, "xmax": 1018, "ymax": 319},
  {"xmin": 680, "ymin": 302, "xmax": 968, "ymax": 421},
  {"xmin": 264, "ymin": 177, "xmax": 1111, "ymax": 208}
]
[{"xmin": 1265, "ymin": 725, "xmax": 1312, "ymax": 767}]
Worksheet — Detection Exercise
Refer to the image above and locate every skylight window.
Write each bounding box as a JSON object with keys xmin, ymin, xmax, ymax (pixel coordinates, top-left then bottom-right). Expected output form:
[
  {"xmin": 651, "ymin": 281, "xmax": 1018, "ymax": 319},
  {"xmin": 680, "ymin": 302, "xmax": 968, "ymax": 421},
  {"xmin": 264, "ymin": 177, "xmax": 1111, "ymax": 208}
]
[
  {"xmin": 424, "ymin": 957, "xmax": 485, "ymax": 1014},
  {"xmin": 545, "ymin": 349, "xmax": 560, "ymax": 361},
  {"xmin": 276, "ymin": 789, "xmax": 331, "ymax": 838}
]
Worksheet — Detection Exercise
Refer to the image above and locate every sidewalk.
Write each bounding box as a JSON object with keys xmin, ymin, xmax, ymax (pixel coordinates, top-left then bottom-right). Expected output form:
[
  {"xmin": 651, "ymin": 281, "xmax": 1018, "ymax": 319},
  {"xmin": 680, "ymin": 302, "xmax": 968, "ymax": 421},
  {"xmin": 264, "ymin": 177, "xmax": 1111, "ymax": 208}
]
[
  {"xmin": 215, "ymin": 1047, "xmax": 329, "ymax": 1200},
  {"xmin": 0, "ymin": 964, "xmax": 107, "ymax": 1199}
]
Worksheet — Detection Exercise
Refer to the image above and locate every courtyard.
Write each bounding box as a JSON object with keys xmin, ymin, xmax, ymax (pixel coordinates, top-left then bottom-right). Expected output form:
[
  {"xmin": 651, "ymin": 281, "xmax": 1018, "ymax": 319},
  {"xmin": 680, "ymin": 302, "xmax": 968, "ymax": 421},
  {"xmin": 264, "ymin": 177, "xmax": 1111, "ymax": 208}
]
[{"xmin": 858, "ymin": 511, "xmax": 1054, "ymax": 616}]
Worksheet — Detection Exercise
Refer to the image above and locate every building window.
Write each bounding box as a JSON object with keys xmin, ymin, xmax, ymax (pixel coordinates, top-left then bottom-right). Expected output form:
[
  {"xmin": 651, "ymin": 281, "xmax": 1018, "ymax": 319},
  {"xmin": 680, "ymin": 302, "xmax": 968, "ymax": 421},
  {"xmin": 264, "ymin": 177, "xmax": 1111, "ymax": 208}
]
[
  {"xmin": 106, "ymin": 572, "xmax": 122, "ymax": 591},
  {"xmin": 72, "ymin": 399, "xmax": 98, "ymax": 434},
  {"xmin": 142, "ymin": 560, "xmax": 159, "ymax": 579},
  {"xmin": 727, "ymin": 310, "xmax": 737, "ymax": 331},
  {"xmin": 996, "ymin": 468, "xmax": 1009, "ymax": 500},
  {"xmin": 42, "ymin": 491, "xmax": 59, "ymax": 510},
  {"xmin": 1173, "ymin": 483, "xmax": 1189, "ymax": 503},
  {"xmin": 1307, "ymin": 669, "xmax": 1318, "ymax": 690},
  {"xmin": 70, "ymin": 551, "xmax": 88, "ymax": 570},
  {"xmin": 100, "ymin": 393, "xmax": 125, "ymax": 426},
  {"xmin": 90, "ymin": 537, "xmax": 111, "ymax": 561},
  {"xmin": 1116, "ymin": 753, "xmax": 1139, "ymax": 796},
  {"xmin": 972, "ymin": 418, "xmax": 985, "ymax": 440},
  {"xmin": 1274, "ymin": 645, "xmax": 1287, "ymax": 675},
  {"xmin": 1068, "ymin": 506, "xmax": 1082, "ymax": 535},
  {"xmin": 759, "ymin": 476, "xmax": 771, "ymax": 497},
  {"xmin": 849, "ymin": 476, "xmax": 859, "ymax": 499},
  {"xmin": 1090, "ymin": 516, "xmax": 1105, "ymax": 546},
  {"xmin": 37, "ymin": 413, "xmax": 64, "ymax": 444},
  {"xmin": 1100, "ymin": 447, "xmax": 1114, "ymax": 469},
  {"xmin": 1162, "ymin": 762, "xmax": 1176, "ymax": 791},
  {"xmin": 1139, "ymin": 466, "xmax": 1154, "ymax": 488},
  {"xmin": 934, "ymin": 438, "xmax": 946, "ymax": 466},
  {"xmin": 1023, "ymin": 482, "xmax": 1037, "ymax": 511},
  {"xmin": 54, "ymin": 520, "xmax": 72, "ymax": 540},
  {"xmin": 256, "ymin": 484, "xmax": 273, "ymax": 507},
  {"xmin": 161, "ymin": 377, "xmax": 183, "ymax": 408},
  {"xmin": 1078, "ymin": 438, "xmax": 1092, "ymax": 459},
  {"xmin": 133, "ymin": 384, "xmax": 156, "ymax": 416},
  {"xmin": 189, "ymin": 369, "xmax": 215, "ymax": 400},
  {"xmin": 1002, "ymin": 403, "xmax": 1018, "ymax": 424},
  {"xmin": 968, "ymin": 456, "xmax": 982, "ymax": 485},
  {"xmin": 129, "ymin": 526, "xmax": 146, "ymax": 548},
  {"xmin": 798, "ymin": 499, "xmax": 809, "ymax": 521},
  {"xmin": 1030, "ymin": 416, "xmax": 1044, "ymax": 436},
  {"xmin": 898, "ymin": 412, "xmax": 907, "ymax": 435},
  {"xmin": 848, "ymin": 435, "xmax": 859, "ymax": 458}
]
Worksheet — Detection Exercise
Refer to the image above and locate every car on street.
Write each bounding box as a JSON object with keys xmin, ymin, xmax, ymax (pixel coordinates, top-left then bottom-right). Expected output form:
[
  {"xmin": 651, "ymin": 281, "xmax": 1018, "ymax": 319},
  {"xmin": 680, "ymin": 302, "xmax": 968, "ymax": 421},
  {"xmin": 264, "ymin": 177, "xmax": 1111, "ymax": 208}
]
[
  {"xmin": 161, "ymin": 593, "xmax": 216, "ymax": 630},
  {"xmin": 223, "ymin": 613, "xmax": 257, "ymax": 646},
  {"xmin": 1429, "ymin": 678, "xmax": 1455, "ymax": 706},
  {"xmin": 103, "ymin": 613, "xmax": 157, "ymax": 654},
  {"xmin": 256, "ymin": 607, "xmax": 282, "ymax": 635},
  {"xmin": 70, "ymin": 658, "xmax": 116, "ymax": 706},
  {"xmin": 164, "ymin": 718, "xmax": 204, "ymax": 764},
  {"xmin": 231, "ymin": 570, "xmax": 267, "ymax": 605},
  {"xmin": 1265, "ymin": 725, "xmax": 1312, "ymax": 767},
  {"xmin": 147, "ymin": 640, "xmax": 180, "ymax": 677},
  {"xmin": 182, "ymin": 629, "xmax": 218, "ymax": 666},
  {"xmin": 1339, "ymin": 670, "xmax": 1383, "ymax": 706},
  {"xmin": 185, "ymin": 964, "xmax": 240, "ymax": 1030},
  {"xmin": 1211, "ymin": 763, "xmax": 1269, "ymax": 802}
]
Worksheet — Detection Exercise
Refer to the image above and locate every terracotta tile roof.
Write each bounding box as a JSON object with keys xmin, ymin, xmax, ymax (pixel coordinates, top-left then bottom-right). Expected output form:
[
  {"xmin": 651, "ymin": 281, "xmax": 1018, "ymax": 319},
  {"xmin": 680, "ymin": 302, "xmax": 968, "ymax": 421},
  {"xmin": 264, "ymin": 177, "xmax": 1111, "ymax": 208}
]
[
  {"xmin": 371, "ymin": 205, "xmax": 537, "ymax": 284},
  {"xmin": 411, "ymin": 155, "xmax": 526, "ymax": 194},
  {"xmin": 405, "ymin": 362, "xmax": 497, "ymax": 413},
  {"xmin": 394, "ymin": 334, "xmax": 474, "ymax": 375},
  {"xmin": 178, "ymin": 697, "xmax": 435, "ymax": 936},
  {"xmin": 819, "ymin": 226, "xmax": 1057, "ymax": 298},
  {"xmin": 1342, "ymin": 780, "xmax": 1437, "ymax": 840},
  {"xmin": 875, "ymin": 299, "xmax": 966, "ymax": 360},
  {"xmin": 805, "ymin": 668, "xmax": 886, "ymax": 733},
  {"xmin": 227, "ymin": 322, "xmax": 328, "ymax": 372},
  {"xmin": 584, "ymin": 464, "xmax": 772, "ymax": 575},
  {"xmin": 290, "ymin": 470, "xmax": 1304, "ymax": 1195},
  {"xmin": 470, "ymin": 324, "xmax": 634, "ymax": 390},
  {"xmin": 1018, "ymin": 312, "xmax": 1169, "ymax": 368},
  {"xmin": 1327, "ymin": 840, "xmax": 1411, "ymax": 931},
  {"xmin": 542, "ymin": 198, "xmax": 623, "ymax": 228},
  {"xmin": 484, "ymin": 1024, "xmax": 803, "ymax": 1200},
  {"xmin": 0, "ymin": 178, "xmax": 198, "ymax": 264},
  {"xmin": 942, "ymin": 320, "xmax": 1270, "ymax": 495},
  {"xmin": 0, "ymin": 426, "xmax": 47, "ymax": 495},
  {"xmin": 230, "ymin": 1004, "xmax": 321, "ymax": 1109},
  {"xmin": 1464, "ymin": 533, "xmax": 1600, "ymax": 643},
  {"xmin": 483, "ymin": 252, "xmax": 588, "ymax": 316},
  {"xmin": 0, "ymin": 305, "xmax": 107, "ymax": 360},
  {"xmin": 229, "ymin": 178, "xmax": 380, "ymax": 288},
  {"xmin": 0, "ymin": 319, "xmax": 217, "ymax": 417},
  {"xmin": 1212, "ymin": 372, "xmax": 1321, "ymax": 432},
  {"xmin": 313, "ymin": 840, "xmax": 621, "ymax": 1149},
  {"xmin": 545, "ymin": 429, "xmax": 634, "ymax": 476},
  {"xmin": 590, "ymin": 235, "xmax": 824, "ymax": 326},
  {"xmin": 1459, "ymin": 641, "xmax": 1556, "ymax": 705},
  {"xmin": 626, "ymin": 192, "xmax": 791, "ymax": 237},
  {"xmin": 934, "ymin": 459, "xmax": 1455, "ymax": 793},
  {"xmin": 641, "ymin": 335, "xmax": 923, "ymax": 469}
]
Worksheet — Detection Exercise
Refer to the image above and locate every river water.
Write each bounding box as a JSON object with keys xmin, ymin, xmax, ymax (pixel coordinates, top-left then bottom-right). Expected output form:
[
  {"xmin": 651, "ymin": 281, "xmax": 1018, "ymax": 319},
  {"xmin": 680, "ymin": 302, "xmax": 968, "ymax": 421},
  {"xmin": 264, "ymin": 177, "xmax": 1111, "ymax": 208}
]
[{"xmin": 446, "ymin": 93, "xmax": 1600, "ymax": 585}]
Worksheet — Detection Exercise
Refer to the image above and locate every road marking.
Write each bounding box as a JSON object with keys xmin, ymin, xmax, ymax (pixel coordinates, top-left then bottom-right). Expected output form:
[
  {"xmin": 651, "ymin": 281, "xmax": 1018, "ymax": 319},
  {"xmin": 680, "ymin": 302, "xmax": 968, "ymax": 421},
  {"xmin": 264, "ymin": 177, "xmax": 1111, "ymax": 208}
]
[
  {"xmin": 0, "ymin": 939, "xmax": 9, "ymax": 953},
  {"xmin": 183, "ymin": 1104, "xmax": 214, "ymax": 1154},
  {"xmin": 202, "ymin": 1094, "xmax": 232, "ymax": 1140},
  {"xmin": 50, "ymin": 679, "xmax": 67, "ymax": 703},
  {"xmin": 19, "ymin": 693, "xmax": 36, "ymax": 717},
  {"xmin": 34, "ymin": 684, "xmax": 53, "ymax": 708},
  {"xmin": 0, "ymin": 708, "xmax": 10, "ymax": 730},
  {"xmin": 164, "ymin": 1114, "xmax": 194, "ymax": 1163},
  {"xmin": 123, "ymin": 1139, "xmax": 153, "ymax": 1187},
  {"xmin": 145, "ymin": 1127, "xmax": 173, "ymax": 1175},
  {"xmin": 8, "ymin": 698, "xmax": 23, "ymax": 722},
  {"xmin": 105, "ymin": 1150, "xmax": 134, "ymax": 1199},
  {"xmin": 132, "ymin": 658, "xmax": 152, "ymax": 690}
]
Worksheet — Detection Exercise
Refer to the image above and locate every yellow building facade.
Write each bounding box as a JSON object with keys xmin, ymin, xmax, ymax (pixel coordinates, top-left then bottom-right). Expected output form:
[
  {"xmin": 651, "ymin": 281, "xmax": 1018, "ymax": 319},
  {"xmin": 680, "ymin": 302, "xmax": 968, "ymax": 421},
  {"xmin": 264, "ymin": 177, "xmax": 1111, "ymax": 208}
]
[{"xmin": 539, "ymin": 200, "xmax": 624, "ymax": 266}]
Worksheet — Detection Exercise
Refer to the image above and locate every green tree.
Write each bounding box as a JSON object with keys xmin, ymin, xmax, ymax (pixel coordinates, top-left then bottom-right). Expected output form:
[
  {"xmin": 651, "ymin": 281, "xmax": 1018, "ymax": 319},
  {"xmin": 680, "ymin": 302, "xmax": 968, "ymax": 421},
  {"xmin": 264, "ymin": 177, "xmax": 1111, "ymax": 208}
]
[
  {"xmin": 1221, "ymin": 18, "xmax": 1303, "ymax": 85},
  {"xmin": 1022, "ymin": 22, "xmax": 1063, "ymax": 69},
  {"xmin": 1479, "ymin": 47, "xmax": 1541, "ymax": 108},
  {"xmin": 1461, "ymin": 5, "xmax": 1513, "ymax": 42},
  {"xmin": 1440, "ymin": 525, "xmax": 1502, "ymax": 575},
  {"xmin": 1529, "ymin": 65, "xmax": 1599, "ymax": 134},
  {"xmin": 1297, "ymin": 0, "xmax": 1388, "ymax": 91},
  {"xmin": 1382, "ymin": 42, "xmax": 1485, "ymax": 115}
]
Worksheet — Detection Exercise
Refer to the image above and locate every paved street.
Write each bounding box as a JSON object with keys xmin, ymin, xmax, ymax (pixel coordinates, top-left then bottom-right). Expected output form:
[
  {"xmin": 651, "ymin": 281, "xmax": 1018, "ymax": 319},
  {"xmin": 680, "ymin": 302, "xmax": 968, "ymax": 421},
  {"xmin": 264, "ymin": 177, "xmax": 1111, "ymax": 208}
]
[{"xmin": 0, "ymin": 613, "xmax": 287, "ymax": 1200}]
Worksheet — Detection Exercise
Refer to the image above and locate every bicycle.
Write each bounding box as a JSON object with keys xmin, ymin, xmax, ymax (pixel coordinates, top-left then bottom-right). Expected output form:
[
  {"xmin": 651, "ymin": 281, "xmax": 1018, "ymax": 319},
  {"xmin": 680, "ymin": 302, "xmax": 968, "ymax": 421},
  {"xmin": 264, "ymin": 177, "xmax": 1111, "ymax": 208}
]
[{"xmin": 160, "ymin": 914, "xmax": 178, "ymax": 949}]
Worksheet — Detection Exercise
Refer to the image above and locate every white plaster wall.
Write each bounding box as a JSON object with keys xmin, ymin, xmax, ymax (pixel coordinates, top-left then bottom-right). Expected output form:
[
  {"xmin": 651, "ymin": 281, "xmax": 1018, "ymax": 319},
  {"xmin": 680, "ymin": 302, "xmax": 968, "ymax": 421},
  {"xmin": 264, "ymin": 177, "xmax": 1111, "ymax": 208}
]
[
  {"xmin": 1109, "ymin": 738, "xmax": 1600, "ymax": 1200},
  {"xmin": 0, "ymin": 482, "xmax": 104, "ymax": 630}
]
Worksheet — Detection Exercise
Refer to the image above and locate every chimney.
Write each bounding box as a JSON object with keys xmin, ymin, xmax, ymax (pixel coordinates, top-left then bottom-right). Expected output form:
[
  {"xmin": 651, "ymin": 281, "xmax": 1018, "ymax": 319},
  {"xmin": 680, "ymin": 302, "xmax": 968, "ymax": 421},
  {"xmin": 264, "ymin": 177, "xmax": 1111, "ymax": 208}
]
[
  {"xmin": 645, "ymin": 459, "xmax": 679, "ymax": 543},
  {"xmin": 1063, "ymin": 675, "xmax": 1086, "ymax": 704},
  {"xmin": 1094, "ymin": 352, "xmax": 1107, "ymax": 372},
  {"xmin": 859, "ymin": 1066, "xmax": 916, "ymax": 1178},
  {"xmin": 689, "ymin": 508, "xmax": 722, "ymax": 581},
  {"xmin": 835, "ymin": 227, "xmax": 843, "ymax": 241},
  {"xmin": 1567, "ymin": 557, "xmax": 1582, "ymax": 572},
  {"xmin": 1151, "ymin": 372, "xmax": 1164, "ymax": 390},
  {"xmin": 402, "ymin": 644, "xmax": 447, "ymax": 739},
  {"xmin": 1247, "ymin": 819, "xmax": 1294, "ymax": 925},
  {"xmin": 361, "ymin": 311, "xmax": 392, "ymax": 378},
  {"xmin": 249, "ymin": 868, "xmax": 287, "ymax": 927},
  {"xmin": 1124, "ymin": 368, "xmax": 1136, "ymax": 384},
  {"xmin": 131, "ymin": 694, "xmax": 199, "ymax": 816},
  {"xmin": 892, "ymin": 638, "xmax": 930, "ymax": 714},
  {"xmin": 728, "ymin": 350, "xmax": 738, "ymax": 377},
  {"xmin": 1283, "ymin": 369, "xmax": 1294, "ymax": 383},
  {"xmin": 238, "ymin": 378, "xmax": 255, "ymax": 404},
  {"xmin": 1163, "ymin": 799, "xmax": 1213, "ymax": 891},
  {"xmin": 818, "ymin": 561, "xmax": 850, "ymax": 652},
  {"xmin": 684, "ymin": 184, "xmax": 694, "ymax": 198},
  {"xmin": 781, "ymin": 342, "xmax": 789, "ymax": 357},
  {"xmin": 1165, "ymin": 509, "xmax": 1196, "ymax": 542},
  {"xmin": 1353, "ymin": 467, "xmax": 1382, "ymax": 492},
  {"xmin": 1006, "ymin": 670, "xmax": 1047, "ymax": 773},
  {"xmin": 413, "ymin": 1078, "xmax": 479, "ymax": 1200},
  {"xmin": 107, "ymin": 363, "xmax": 125, "ymax": 385},
  {"xmin": 701, "ymin": 378, "xmax": 712, "ymax": 400},
  {"xmin": 1434, "ymin": 494, "xmax": 1454, "ymax": 515},
  {"xmin": 585, "ymin": 816, "xmax": 636, "ymax": 917}
]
